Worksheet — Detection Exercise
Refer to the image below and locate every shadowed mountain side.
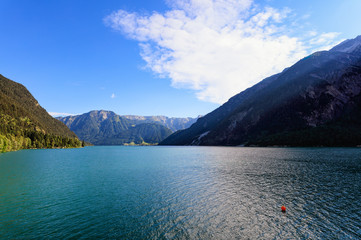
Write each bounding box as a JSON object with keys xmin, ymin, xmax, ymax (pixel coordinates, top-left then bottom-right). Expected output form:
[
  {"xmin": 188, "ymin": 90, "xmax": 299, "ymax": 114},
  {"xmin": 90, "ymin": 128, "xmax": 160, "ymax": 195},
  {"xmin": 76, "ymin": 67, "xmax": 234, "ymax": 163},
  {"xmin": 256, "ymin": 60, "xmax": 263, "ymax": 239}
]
[{"xmin": 160, "ymin": 35, "xmax": 361, "ymax": 147}]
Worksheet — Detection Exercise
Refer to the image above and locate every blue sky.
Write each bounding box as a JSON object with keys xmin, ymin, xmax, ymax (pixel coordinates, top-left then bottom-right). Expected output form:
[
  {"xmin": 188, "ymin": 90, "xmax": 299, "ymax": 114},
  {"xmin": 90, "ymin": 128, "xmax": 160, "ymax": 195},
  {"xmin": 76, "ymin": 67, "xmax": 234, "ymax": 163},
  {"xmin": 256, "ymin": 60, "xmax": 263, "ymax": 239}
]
[{"xmin": 0, "ymin": 0, "xmax": 360, "ymax": 117}]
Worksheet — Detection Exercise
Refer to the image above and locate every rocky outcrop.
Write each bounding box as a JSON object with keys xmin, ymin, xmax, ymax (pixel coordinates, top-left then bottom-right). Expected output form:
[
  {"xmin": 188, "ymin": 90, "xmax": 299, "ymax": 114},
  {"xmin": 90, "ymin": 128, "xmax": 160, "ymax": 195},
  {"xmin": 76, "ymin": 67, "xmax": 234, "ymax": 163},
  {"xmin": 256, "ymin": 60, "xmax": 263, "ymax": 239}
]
[{"xmin": 122, "ymin": 115, "xmax": 197, "ymax": 132}]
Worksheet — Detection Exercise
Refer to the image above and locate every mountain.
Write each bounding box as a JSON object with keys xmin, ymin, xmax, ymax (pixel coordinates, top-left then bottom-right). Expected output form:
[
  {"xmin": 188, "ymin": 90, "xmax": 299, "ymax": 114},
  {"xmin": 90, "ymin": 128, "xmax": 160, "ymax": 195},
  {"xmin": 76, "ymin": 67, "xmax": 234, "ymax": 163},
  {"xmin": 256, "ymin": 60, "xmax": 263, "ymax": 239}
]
[
  {"xmin": 57, "ymin": 110, "xmax": 177, "ymax": 145},
  {"xmin": 160, "ymin": 35, "xmax": 361, "ymax": 147},
  {"xmin": 0, "ymin": 74, "xmax": 82, "ymax": 152},
  {"xmin": 122, "ymin": 115, "xmax": 197, "ymax": 131}
]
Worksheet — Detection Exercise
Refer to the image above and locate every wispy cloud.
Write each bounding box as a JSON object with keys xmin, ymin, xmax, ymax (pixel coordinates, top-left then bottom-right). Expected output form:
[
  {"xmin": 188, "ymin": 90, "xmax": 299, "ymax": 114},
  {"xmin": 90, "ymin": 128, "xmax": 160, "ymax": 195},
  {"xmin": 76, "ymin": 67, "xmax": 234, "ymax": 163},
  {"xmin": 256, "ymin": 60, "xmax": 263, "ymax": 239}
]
[
  {"xmin": 105, "ymin": 0, "xmax": 341, "ymax": 104},
  {"xmin": 111, "ymin": 93, "xmax": 116, "ymax": 99},
  {"xmin": 49, "ymin": 112, "xmax": 77, "ymax": 117},
  {"xmin": 309, "ymin": 32, "xmax": 342, "ymax": 51}
]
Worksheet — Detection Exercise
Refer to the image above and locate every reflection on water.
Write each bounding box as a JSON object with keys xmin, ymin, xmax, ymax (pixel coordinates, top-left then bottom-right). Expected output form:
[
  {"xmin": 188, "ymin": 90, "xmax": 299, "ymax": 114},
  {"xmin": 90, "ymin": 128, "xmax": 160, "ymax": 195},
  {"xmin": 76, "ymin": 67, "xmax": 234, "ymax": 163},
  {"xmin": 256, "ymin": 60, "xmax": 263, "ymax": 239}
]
[{"xmin": 0, "ymin": 146, "xmax": 360, "ymax": 239}]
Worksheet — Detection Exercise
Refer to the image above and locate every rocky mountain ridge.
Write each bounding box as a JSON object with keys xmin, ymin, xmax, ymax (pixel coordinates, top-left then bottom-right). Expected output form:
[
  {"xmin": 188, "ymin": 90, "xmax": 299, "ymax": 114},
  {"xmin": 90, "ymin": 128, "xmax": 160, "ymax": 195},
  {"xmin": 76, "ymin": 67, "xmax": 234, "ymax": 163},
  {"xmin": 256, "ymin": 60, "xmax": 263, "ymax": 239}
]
[
  {"xmin": 57, "ymin": 110, "xmax": 196, "ymax": 145},
  {"xmin": 122, "ymin": 115, "xmax": 197, "ymax": 132},
  {"xmin": 160, "ymin": 35, "xmax": 361, "ymax": 146}
]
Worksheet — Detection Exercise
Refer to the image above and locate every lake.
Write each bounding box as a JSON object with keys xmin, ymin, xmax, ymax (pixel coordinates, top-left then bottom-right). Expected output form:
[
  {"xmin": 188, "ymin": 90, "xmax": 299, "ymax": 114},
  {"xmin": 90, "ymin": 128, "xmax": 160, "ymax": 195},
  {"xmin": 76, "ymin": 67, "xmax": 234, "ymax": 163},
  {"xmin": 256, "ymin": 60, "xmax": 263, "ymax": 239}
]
[{"xmin": 0, "ymin": 146, "xmax": 360, "ymax": 239}]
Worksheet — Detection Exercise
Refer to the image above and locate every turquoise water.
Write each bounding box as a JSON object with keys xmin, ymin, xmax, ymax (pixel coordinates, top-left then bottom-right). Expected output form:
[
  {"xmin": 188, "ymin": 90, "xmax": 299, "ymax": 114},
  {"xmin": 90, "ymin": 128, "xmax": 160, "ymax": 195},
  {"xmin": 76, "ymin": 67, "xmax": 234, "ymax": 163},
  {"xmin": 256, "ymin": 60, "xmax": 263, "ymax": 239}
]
[{"xmin": 0, "ymin": 146, "xmax": 360, "ymax": 239}]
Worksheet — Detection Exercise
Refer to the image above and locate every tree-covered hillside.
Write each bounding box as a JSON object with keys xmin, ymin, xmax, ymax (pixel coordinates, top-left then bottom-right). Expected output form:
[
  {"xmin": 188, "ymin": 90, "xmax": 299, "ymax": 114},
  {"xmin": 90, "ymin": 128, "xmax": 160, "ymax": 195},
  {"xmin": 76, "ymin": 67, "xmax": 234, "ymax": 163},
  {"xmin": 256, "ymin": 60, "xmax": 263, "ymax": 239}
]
[{"xmin": 0, "ymin": 74, "xmax": 82, "ymax": 152}]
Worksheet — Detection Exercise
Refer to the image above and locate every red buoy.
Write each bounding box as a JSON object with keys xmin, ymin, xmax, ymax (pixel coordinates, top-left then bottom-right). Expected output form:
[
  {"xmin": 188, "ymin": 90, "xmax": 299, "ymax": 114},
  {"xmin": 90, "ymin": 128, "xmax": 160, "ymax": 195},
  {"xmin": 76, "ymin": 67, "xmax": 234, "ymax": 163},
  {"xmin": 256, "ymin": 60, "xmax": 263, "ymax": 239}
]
[{"xmin": 281, "ymin": 205, "xmax": 286, "ymax": 212}]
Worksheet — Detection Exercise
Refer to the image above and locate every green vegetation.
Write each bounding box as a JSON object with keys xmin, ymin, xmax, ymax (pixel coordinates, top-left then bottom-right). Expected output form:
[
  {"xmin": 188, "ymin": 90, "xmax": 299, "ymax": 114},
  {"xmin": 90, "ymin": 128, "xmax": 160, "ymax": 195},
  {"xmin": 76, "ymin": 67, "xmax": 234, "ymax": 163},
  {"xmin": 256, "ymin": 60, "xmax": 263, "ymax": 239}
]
[
  {"xmin": 58, "ymin": 111, "xmax": 173, "ymax": 145},
  {"xmin": 0, "ymin": 114, "xmax": 82, "ymax": 152},
  {"xmin": 123, "ymin": 141, "xmax": 157, "ymax": 146},
  {"xmin": 0, "ymin": 74, "xmax": 82, "ymax": 153}
]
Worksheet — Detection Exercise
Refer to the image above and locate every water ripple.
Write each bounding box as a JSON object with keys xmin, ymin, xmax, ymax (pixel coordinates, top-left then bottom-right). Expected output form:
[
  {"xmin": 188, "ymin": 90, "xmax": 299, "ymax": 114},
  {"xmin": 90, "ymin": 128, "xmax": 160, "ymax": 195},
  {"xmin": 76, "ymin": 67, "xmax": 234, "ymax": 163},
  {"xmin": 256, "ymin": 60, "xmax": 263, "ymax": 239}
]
[{"xmin": 0, "ymin": 147, "xmax": 360, "ymax": 239}]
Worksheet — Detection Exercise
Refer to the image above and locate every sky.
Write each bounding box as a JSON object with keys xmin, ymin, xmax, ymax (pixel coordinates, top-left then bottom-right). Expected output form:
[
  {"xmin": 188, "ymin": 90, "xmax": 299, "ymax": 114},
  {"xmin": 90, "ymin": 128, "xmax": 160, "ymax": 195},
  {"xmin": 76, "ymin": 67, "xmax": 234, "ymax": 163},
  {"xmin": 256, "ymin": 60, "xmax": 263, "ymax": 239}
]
[{"xmin": 0, "ymin": 0, "xmax": 360, "ymax": 118}]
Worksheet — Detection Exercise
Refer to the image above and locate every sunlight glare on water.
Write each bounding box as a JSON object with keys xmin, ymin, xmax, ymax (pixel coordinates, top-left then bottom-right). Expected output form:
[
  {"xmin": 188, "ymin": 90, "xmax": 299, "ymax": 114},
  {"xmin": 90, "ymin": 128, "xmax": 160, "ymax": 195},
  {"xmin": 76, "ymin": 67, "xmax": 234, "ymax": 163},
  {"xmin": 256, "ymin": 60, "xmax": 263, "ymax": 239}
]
[{"xmin": 0, "ymin": 146, "xmax": 360, "ymax": 239}]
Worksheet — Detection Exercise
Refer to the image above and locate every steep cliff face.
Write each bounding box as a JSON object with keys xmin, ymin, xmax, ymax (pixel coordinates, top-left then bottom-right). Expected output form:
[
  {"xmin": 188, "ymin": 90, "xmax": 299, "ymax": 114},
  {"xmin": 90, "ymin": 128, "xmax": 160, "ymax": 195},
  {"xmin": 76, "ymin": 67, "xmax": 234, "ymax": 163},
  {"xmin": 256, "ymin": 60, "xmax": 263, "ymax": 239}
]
[{"xmin": 160, "ymin": 35, "xmax": 361, "ymax": 146}]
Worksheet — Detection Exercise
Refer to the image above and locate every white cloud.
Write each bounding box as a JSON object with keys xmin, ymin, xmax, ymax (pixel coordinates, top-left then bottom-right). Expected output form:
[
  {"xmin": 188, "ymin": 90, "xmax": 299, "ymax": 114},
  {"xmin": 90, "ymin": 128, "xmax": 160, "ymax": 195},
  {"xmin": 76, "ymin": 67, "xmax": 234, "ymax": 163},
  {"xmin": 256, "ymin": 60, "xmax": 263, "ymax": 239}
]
[
  {"xmin": 309, "ymin": 32, "xmax": 342, "ymax": 51},
  {"xmin": 111, "ymin": 93, "xmax": 116, "ymax": 99},
  {"xmin": 105, "ymin": 0, "xmax": 341, "ymax": 104},
  {"xmin": 49, "ymin": 112, "xmax": 77, "ymax": 117}
]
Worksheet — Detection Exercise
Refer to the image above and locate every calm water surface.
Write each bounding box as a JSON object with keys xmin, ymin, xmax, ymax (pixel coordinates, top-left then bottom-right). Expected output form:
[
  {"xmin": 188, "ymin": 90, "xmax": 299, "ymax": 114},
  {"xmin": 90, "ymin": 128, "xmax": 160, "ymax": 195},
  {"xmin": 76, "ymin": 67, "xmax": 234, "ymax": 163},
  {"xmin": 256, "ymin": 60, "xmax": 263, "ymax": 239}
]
[{"xmin": 0, "ymin": 146, "xmax": 360, "ymax": 239}]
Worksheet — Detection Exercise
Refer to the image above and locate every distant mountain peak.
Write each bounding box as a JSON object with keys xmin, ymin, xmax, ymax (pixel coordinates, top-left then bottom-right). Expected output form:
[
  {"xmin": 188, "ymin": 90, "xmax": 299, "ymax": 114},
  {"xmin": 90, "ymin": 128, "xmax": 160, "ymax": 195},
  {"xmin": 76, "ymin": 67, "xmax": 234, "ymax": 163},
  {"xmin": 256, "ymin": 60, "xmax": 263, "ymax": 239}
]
[
  {"xmin": 330, "ymin": 35, "xmax": 361, "ymax": 54},
  {"xmin": 87, "ymin": 110, "xmax": 117, "ymax": 121},
  {"xmin": 57, "ymin": 111, "xmax": 197, "ymax": 145},
  {"xmin": 89, "ymin": 110, "xmax": 114, "ymax": 114}
]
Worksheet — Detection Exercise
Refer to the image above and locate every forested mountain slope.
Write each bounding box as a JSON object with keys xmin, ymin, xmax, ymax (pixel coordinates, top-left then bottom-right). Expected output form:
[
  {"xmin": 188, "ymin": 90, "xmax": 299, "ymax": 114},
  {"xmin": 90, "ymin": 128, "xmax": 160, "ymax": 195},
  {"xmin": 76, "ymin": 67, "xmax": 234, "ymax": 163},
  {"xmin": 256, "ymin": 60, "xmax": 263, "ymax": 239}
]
[{"xmin": 0, "ymin": 74, "xmax": 82, "ymax": 152}]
